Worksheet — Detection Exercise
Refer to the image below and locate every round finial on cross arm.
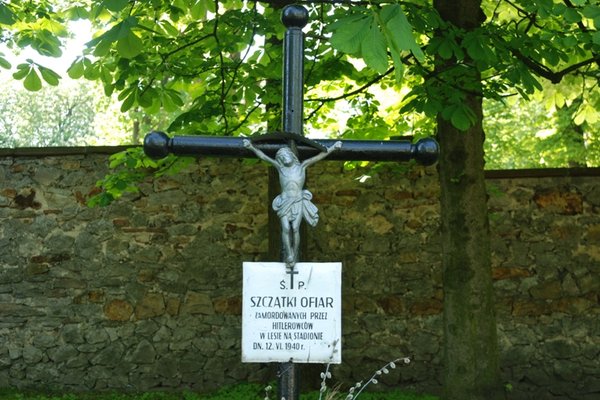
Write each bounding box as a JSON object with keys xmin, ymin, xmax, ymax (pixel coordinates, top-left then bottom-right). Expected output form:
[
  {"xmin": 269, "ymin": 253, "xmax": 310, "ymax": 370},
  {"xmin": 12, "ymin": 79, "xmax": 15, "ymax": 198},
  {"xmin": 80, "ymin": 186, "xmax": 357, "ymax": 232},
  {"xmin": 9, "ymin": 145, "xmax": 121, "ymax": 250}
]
[
  {"xmin": 281, "ymin": 5, "xmax": 309, "ymax": 28},
  {"xmin": 144, "ymin": 131, "xmax": 171, "ymax": 159},
  {"xmin": 413, "ymin": 138, "xmax": 440, "ymax": 166}
]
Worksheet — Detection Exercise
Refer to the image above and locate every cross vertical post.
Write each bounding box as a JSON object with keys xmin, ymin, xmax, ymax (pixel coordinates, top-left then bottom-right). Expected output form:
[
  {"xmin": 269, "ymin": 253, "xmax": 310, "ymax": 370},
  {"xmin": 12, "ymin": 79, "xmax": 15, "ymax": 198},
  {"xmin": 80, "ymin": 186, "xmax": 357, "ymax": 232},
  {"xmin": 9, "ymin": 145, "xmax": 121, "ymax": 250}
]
[
  {"xmin": 278, "ymin": 5, "xmax": 309, "ymax": 400},
  {"xmin": 282, "ymin": 5, "xmax": 306, "ymax": 138}
]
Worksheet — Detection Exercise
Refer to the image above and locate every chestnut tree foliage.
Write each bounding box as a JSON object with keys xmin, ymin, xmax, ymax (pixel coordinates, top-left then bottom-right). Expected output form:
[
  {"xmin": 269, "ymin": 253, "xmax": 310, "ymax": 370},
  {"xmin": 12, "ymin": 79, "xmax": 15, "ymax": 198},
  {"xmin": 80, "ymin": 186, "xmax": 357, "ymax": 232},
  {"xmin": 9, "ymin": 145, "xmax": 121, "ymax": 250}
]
[
  {"xmin": 1, "ymin": 1, "xmax": 597, "ymax": 146},
  {"xmin": 1, "ymin": 1, "xmax": 598, "ymax": 399}
]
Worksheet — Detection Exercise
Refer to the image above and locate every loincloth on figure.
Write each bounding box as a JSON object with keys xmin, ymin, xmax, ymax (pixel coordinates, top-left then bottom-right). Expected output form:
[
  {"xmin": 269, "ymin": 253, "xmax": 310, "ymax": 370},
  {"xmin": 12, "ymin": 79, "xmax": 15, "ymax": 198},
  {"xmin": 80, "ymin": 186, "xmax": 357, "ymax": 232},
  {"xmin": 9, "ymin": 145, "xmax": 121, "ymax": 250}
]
[{"xmin": 272, "ymin": 190, "xmax": 319, "ymax": 227}]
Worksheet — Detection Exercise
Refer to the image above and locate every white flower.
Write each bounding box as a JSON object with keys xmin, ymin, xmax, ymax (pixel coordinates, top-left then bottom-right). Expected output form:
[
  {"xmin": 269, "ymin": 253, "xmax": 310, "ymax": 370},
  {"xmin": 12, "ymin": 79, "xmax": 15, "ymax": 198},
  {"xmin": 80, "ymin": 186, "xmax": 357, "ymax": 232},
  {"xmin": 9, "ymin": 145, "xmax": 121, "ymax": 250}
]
[
  {"xmin": 389, "ymin": 361, "xmax": 396, "ymax": 369},
  {"xmin": 372, "ymin": 378, "xmax": 378, "ymax": 384}
]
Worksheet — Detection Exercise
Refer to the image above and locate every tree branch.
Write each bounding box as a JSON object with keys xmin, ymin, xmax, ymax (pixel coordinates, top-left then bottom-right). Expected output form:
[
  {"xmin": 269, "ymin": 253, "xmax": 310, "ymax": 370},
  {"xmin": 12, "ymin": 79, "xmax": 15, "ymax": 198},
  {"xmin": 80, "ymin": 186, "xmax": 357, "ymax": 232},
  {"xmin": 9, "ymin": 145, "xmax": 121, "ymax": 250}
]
[
  {"xmin": 226, "ymin": 103, "xmax": 262, "ymax": 135},
  {"xmin": 304, "ymin": 68, "xmax": 393, "ymax": 121},
  {"xmin": 512, "ymin": 47, "xmax": 600, "ymax": 84}
]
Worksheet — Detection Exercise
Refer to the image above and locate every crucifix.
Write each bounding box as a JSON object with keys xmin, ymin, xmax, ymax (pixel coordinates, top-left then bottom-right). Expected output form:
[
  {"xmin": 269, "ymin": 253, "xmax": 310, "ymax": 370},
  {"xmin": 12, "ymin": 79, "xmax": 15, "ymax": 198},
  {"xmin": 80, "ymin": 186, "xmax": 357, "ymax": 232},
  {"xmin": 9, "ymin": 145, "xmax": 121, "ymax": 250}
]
[{"xmin": 144, "ymin": 5, "xmax": 438, "ymax": 400}]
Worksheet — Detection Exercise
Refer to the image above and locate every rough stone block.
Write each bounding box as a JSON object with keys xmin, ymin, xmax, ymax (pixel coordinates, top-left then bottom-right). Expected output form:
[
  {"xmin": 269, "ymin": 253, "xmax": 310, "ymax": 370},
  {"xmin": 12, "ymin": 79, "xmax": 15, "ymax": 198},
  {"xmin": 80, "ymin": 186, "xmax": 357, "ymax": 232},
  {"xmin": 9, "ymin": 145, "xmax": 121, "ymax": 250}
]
[
  {"xmin": 85, "ymin": 328, "xmax": 110, "ymax": 345},
  {"xmin": 165, "ymin": 297, "xmax": 181, "ymax": 316},
  {"xmin": 377, "ymin": 295, "xmax": 405, "ymax": 315},
  {"xmin": 409, "ymin": 298, "xmax": 443, "ymax": 316},
  {"xmin": 529, "ymin": 280, "xmax": 562, "ymax": 299},
  {"xmin": 135, "ymin": 293, "xmax": 165, "ymax": 319},
  {"xmin": 47, "ymin": 345, "xmax": 78, "ymax": 363},
  {"xmin": 213, "ymin": 296, "xmax": 241, "ymax": 315},
  {"xmin": 125, "ymin": 340, "xmax": 156, "ymax": 364},
  {"xmin": 22, "ymin": 346, "xmax": 43, "ymax": 364},
  {"xmin": 104, "ymin": 299, "xmax": 133, "ymax": 321},
  {"xmin": 533, "ymin": 188, "xmax": 583, "ymax": 215},
  {"xmin": 91, "ymin": 342, "xmax": 125, "ymax": 366},
  {"xmin": 182, "ymin": 292, "xmax": 214, "ymax": 315},
  {"xmin": 0, "ymin": 303, "xmax": 44, "ymax": 317},
  {"xmin": 544, "ymin": 338, "xmax": 581, "ymax": 359},
  {"xmin": 492, "ymin": 267, "xmax": 533, "ymax": 280},
  {"xmin": 512, "ymin": 300, "xmax": 550, "ymax": 317}
]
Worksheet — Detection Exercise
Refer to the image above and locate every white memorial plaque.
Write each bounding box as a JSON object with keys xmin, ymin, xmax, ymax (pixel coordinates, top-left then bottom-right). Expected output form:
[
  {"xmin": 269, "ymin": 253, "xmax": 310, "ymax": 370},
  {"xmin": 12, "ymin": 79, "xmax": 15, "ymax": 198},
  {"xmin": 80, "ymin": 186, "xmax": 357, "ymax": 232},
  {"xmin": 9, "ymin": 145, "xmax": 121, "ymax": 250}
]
[{"xmin": 242, "ymin": 262, "xmax": 342, "ymax": 364}]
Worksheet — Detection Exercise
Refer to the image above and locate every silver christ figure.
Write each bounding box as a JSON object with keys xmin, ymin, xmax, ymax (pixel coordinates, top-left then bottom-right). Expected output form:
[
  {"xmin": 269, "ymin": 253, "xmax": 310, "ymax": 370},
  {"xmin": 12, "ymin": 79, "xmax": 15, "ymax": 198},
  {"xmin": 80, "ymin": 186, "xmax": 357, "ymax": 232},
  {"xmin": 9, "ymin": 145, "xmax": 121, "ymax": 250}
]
[{"xmin": 243, "ymin": 139, "xmax": 342, "ymax": 266}]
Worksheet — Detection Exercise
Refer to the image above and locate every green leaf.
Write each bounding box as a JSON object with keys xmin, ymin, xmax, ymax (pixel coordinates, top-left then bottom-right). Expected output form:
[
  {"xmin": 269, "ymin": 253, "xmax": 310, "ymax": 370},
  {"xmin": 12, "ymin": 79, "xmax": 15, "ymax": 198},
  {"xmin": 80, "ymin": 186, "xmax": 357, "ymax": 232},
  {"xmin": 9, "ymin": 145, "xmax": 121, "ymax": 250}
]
[
  {"xmin": 158, "ymin": 19, "xmax": 179, "ymax": 37},
  {"xmin": 116, "ymin": 32, "xmax": 143, "ymax": 58},
  {"xmin": 0, "ymin": 56, "xmax": 11, "ymax": 69},
  {"xmin": 104, "ymin": 0, "xmax": 129, "ymax": 12},
  {"xmin": 30, "ymin": 30, "xmax": 63, "ymax": 57},
  {"xmin": 561, "ymin": 35, "xmax": 578, "ymax": 47},
  {"xmin": 462, "ymin": 32, "xmax": 493, "ymax": 63},
  {"xmin": 65, "ymin": 6, "xmax": 89, "ymax": 20},
  {"xmin": 167, "ymin": 90, "xmax": 184, "ymax": 107},
  {"xmin": 380, "ymin": 4, "xmax": 424, "ymax": 61},
  {"xmin": 329, "ymin": 13, "xmax": 371, "ymax": 55},
  {"xmin": 361, "ymin": 19, "xmax": 388, "ymax": 74},
  {"xmin": 117, "ymin": 86, "xmax": 134, "ymax": 101},
  {"xmin": 23, "ymin": 69, "xmax": 43, "ymax": 91},
  {"xmin": 574, "ymin": 104, "xmax": 598, "ymax": 125},
  {"xmin": 83, "ymin": 62, "xmax": 102, "ymax": 80},
  {"xmin": 67, "ymin": 58, "xmax": 85, "ymax": 79},
  {"xmin": 0, "ymin": 4, "xmax": 16, "ymax": 25},
  {"xmin": 450, "ymin": 106, "xmax": 474, "ymax": 131},
  {"xmin": 190, "ymin": 0, "xmax": 209, "ymax": 20},
  {"xmin": 120, "ymin": 90, "xmax": 137, "ymax": 112},
  {"xmin": 87, "ymin": 191, "xmax": 115, "ymax": 208},
  {"xmin": 12, "ymin": 64, "xmax": 30, "ymax": 80},
  {"xmin": 93, "ymin": 39, "xmax": 113, "ymax": 57},
  {"xmin": 563, "ymin": 8, "xmax": 581, "ymax": 23},
  {"xmin": 582, "ymin": 5, "xmax": 600, "ymax": 19},
  {"xmin": 39, "ymin": 66, "xmax": 61, "ymax": 86},
  {"xmin": 89, "ymin": 16, "xmax": 136, "ymax": 48},
  {"xmin": 138, "ymin": 87, "xmax": 158, "ymax": 108},
  {"xmin": 437, "ymin": 37, "xmax": 454, "ymax": 59}
]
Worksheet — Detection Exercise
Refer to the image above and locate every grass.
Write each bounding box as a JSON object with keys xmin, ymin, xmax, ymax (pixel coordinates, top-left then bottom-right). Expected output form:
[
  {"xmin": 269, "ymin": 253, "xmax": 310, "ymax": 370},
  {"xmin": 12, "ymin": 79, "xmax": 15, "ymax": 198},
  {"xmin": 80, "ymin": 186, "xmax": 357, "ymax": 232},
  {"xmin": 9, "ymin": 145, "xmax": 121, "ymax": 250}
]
[{"xmin": 0, "ymin": 384, "xmax": 438, "ymax": 400}]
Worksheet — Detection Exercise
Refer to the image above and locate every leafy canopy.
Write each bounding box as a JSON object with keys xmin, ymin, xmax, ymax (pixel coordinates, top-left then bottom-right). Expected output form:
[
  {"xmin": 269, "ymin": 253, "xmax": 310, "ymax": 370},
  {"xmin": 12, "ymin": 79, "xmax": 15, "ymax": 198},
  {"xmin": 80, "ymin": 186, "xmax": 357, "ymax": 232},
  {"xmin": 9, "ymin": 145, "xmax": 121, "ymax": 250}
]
[
  {"xmin": 1, "ymin": 0, "xmax": 599, "ymax": 202},
  {"xmin": 2, "ymin": 1, "xmax": 598, "ymax": 133}
]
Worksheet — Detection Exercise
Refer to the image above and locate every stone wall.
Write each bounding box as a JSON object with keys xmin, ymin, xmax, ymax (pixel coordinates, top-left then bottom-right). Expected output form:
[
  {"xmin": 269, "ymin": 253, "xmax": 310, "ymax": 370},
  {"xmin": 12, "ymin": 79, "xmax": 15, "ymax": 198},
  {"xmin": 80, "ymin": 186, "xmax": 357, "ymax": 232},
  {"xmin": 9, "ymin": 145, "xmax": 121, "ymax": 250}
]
[{"xmin": 0, "ymin": 149, "xmax": 598, "ymax": 399}]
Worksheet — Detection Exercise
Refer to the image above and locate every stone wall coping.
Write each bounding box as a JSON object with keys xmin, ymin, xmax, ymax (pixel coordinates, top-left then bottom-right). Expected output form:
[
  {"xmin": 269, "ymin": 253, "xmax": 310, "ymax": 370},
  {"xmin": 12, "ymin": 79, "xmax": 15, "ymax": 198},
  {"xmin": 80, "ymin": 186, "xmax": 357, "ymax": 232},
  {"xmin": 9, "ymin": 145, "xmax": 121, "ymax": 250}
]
[
  {"xmin": 485, "ymin": 167, "xmax": 600, "ymax": 179},
  {"xmin": 0, "ymin": 146, "xmax": 134, "ymax": 157}
]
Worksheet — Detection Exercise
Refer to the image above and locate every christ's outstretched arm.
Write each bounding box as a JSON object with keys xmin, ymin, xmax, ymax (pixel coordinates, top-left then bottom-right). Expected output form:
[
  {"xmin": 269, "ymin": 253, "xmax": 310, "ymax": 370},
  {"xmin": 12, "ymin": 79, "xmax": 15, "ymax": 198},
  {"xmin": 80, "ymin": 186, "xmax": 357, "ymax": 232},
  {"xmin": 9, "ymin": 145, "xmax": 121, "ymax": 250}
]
[
  {"xmin": 301, "ymin": 141, "xmax": 342, "ymax": 168},
  {"xmin": 243, "ymin": 139, "xmax": 280, "ymax": 168}
]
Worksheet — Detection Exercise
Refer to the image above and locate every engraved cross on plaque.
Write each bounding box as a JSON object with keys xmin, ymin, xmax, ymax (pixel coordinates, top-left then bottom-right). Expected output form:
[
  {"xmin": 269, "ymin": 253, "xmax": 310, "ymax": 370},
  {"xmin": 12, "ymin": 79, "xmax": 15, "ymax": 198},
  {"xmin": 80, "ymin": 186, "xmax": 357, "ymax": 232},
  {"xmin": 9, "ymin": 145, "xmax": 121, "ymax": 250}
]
[
  {"xmin": 286, "ymin": 265, "xmax": 299, "ymax": 289},
  {"xmin": 143, "ymin": 5, "xmax": 439, "ymax": 400}
]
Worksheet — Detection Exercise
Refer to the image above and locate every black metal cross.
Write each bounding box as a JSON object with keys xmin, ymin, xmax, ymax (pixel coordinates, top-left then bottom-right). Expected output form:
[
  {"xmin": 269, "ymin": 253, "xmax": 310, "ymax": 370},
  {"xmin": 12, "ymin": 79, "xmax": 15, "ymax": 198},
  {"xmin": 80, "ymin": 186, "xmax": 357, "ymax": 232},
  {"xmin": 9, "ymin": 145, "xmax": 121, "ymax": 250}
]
[{"xmin": 143, "ymin": 5, "xmax": 438, "ymax": 400}]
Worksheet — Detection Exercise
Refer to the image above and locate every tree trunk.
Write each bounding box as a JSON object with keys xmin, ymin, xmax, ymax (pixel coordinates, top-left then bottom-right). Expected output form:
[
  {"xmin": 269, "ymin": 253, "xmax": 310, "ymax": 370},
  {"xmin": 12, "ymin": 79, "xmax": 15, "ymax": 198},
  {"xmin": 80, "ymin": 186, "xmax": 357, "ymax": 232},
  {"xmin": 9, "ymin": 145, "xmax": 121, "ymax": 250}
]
[{"xmin": 433, "ymin": 0, "xmax": 502, "ymax": 399}]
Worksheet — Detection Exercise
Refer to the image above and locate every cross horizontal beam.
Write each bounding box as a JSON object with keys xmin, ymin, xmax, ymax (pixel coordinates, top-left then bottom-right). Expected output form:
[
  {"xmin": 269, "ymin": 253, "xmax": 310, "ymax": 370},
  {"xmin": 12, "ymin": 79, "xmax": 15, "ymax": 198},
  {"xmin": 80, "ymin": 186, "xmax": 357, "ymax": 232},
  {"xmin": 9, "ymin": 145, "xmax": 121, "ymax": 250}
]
[{"xmin": 143, "ymin": 131, "xmax": 439, "ymax": 166}]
